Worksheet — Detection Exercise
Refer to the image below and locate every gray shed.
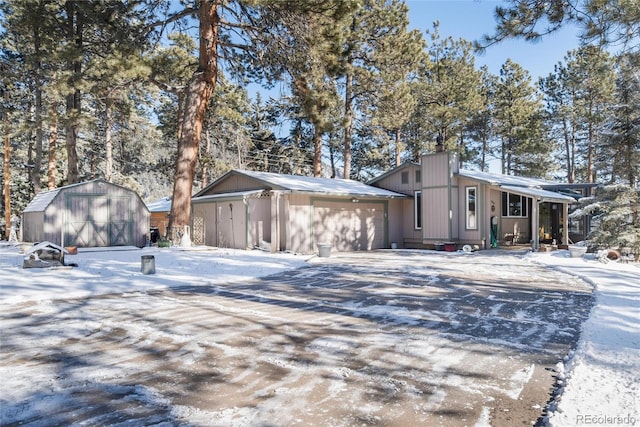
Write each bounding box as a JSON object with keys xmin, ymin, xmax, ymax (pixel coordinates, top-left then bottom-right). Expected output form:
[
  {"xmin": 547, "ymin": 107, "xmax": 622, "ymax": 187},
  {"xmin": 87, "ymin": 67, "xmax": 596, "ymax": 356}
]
[{"xmin": 22, "ymin": 179, "xmax": 149, "ymax": 248}]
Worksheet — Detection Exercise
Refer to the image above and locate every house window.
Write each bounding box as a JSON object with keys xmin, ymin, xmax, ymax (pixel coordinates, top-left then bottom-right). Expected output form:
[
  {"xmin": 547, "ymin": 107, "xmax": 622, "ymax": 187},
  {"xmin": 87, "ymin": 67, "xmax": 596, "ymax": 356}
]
[
  {"xmin": 466, "ymin": 187, "xmax": 477, "ymax": 229},
  {"xmin": 501, "ymin": 191, "xmax": 528, "ymax": 217},
  {"xmin": 401, "ymin": 171, "xmax": 409, "ymax": 184},
  {"xmin": 415, "ymin": 170, "xmax": 421, "ymax": 183},
  {"xmin": 414, "ymin": 191, "xmax": 422, "ymax": 229}
]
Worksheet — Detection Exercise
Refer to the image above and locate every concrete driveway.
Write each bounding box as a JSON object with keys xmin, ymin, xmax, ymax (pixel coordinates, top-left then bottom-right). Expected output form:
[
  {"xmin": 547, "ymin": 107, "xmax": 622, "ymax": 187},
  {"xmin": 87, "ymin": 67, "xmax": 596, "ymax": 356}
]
[{"xmin": 0, "ymin": 250, "xmax": 593, "ymax": 426}]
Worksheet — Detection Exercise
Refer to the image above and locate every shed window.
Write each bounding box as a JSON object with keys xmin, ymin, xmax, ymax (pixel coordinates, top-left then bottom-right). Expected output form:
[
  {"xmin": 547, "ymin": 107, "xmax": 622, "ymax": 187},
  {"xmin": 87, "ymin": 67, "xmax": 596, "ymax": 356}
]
[
  {"xmin": 466, "ymin": 187, "xmax": 477, "ymax": 229},
  {"xmin": 415, "ymin": 170, "xmax": 421, "ymax": 183},
  {"xmin": 401, "ymin": 171, "xmax": 409, "ymax": 184},
  {"xmin": 414, "ymin": 191, "xmax": 422, "ymax": 229},
  {"xmin": 501, "ymin": 191, "xmax": 528, "ymax": 217}
]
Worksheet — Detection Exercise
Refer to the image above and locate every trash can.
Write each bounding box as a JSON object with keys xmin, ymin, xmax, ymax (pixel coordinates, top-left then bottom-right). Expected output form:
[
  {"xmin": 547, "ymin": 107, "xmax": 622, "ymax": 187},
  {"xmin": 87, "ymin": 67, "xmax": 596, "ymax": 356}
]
[
  {"xmin": 317, "ymin": 243, "xmax": 332, "ymax": 258},
  {"xmin": 141, "ymin": 255, "xmax": 156, "ymax": 274}
]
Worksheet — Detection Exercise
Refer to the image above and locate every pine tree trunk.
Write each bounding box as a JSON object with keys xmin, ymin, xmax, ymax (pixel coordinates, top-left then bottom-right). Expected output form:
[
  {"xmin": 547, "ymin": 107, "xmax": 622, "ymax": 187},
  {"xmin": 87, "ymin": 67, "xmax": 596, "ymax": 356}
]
[
  {"xmin": 343, "ymin": 71, "xmax": 353, "ymax": 179},
  {"xmin": 562, "ymin": 117, "xmax": 574, "ymax": 183},
  {"xmin": 313, "ymin": 126, "xmax": 322, "ymax": 177},
  {"xmin": 167, "ymin": 0, "xmax": 219, "ymax": 240},
  {"xmin": 587, "ymin": 121, "xmax": 594, "ymax": 183},
  {"xmin": 104, "ymin": 101, "xmax": 113, "ymax": 182},
  {"xmin": 48, "ymin": 105, "xmax": 58, "ymax": 189},
  {"xmin": 394, "ymin": 128, "xmax": 401, "ymax": 167},
  {"xmin": 65, "ymin": 1, "xmax": 81, "ymax": 184},
  {"xmin": 32, "ymin": 25, "xmax": 43, "ymax": 194},
  {"xmin": 201, "ymin": 129, "xmax": 210, "ymax": 189},
  {"xmin": 3, "ymin": 90, "xmax": 10, "ymax": 240}
]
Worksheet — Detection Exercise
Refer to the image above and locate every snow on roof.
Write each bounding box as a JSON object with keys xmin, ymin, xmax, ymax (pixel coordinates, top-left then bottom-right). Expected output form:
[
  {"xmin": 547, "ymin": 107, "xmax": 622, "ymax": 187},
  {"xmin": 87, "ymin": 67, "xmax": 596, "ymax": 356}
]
[
  {"xmin": 146, "ymin": 197, "xmax": 172, "ymax": 212},
  {"xmin": 500, "ymin": 185, "xmax": 576, "ymax": 203},
  {"xmin": 457, "ymin": 169, "xmax": 562, "ymax": 188},
  {"xmin": 232, "ymin": 170, "xmax": 407, "ymax": 198},
  {"xmin": 23, "ymin": 179, "xmax": 136, "ymax": 213},
  {"xmin": 23, "ymin": 188, "xmax": 62, "ymax": 213},
  {"xmin": 192, "ymin": 190, "xmax": 267, "ymax": 204}
]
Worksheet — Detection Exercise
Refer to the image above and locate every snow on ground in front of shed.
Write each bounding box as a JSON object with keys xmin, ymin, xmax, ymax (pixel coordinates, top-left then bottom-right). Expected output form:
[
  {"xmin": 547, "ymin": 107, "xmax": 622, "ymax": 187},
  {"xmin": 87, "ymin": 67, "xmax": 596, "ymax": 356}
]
[
  {"xmin": 0, "ymin": 245, "xmax": 310, "ymax": 305},
  {"xmin": 525, "ymin": 251, "xmax": 640, "ymax": 426},
  {"xmin": 0, "ymin": 244, "xmax": 638, "ymax": 425}
]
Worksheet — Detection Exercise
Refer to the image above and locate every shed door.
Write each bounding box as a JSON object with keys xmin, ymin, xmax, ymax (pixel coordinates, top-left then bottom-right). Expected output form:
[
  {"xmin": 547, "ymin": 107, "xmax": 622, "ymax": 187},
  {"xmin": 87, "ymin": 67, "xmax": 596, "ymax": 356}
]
[
  {"xmin": 313, "ymin": 201, "xmax": 385, "ymax": 251},
  {"xmin": 65, "ymin": 195, "xmax": 131, "ymax": 247}
]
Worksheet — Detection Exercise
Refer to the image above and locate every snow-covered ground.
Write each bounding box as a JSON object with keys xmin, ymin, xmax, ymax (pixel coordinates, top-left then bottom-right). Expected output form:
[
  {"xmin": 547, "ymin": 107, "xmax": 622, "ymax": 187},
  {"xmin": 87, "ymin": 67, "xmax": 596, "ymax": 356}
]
[
  {"xmin": 1, "ymin": 243, "xmax": 638, "ymax": 426},
  {"xmin": 0, "ymin": 245, "xmax": 310, "ymax": 305},
  {"xmin": 526, "ymin": 251, "xmax": 640, "ymax": 426}
]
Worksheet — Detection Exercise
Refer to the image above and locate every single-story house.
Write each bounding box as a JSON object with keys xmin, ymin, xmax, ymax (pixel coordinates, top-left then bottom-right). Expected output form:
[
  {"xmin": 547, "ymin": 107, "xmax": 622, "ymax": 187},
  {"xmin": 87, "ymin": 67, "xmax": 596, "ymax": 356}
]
[
  {"xmin": 369, "ymin": 151, "xmax": 578, "ymax": 250},
  {"xmin": 190, "ymin": 169, "xmax": 407, "ymax": 253},
  {"xmin": 190, "ymin": 151, "xmax": 583, "ymax": 254},
  {"xmin": 22, "ymin": 179, "xmax": 149, "ymax": 248}
]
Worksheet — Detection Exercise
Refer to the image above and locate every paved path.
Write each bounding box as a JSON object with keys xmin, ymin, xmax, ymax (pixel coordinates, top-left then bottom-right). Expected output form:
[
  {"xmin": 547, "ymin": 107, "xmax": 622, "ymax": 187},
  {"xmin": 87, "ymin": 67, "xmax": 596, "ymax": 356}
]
[{"xmin": 1, "ymin": 251, "xmax": 593, "ymax": 426}]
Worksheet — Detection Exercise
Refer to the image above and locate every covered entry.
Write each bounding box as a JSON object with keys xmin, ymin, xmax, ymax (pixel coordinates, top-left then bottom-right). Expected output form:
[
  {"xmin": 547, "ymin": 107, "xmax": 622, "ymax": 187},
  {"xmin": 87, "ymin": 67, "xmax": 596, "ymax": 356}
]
[{"xmin": 312, "ymin": 199, "xmax": 387, "ymax": 251}]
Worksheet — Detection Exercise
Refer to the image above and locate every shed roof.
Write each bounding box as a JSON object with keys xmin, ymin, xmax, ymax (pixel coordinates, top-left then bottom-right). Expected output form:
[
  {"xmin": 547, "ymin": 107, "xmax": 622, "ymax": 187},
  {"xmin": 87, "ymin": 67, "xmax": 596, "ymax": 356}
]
[
  {"xmin": 23, "ymin": 180, "xmax": 101, "ymax": 213},
  {"xmin": 23, "ymin": 179, "xmax": 150, "ymax": 213},
  {"xmin": 23, "ymin": 188, "xmax": 62, "ymax": 213},
  {"xmin": 197, "ymin": 169, "xmax": 407, "ymax": 199}
]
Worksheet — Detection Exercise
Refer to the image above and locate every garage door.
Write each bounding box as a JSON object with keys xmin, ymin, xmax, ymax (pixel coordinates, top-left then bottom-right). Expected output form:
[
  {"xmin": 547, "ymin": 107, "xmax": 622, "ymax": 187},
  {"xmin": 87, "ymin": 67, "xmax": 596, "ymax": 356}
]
[{"xmin": 313, "ymin": 200, "xmax": 386, "ymax": 251}]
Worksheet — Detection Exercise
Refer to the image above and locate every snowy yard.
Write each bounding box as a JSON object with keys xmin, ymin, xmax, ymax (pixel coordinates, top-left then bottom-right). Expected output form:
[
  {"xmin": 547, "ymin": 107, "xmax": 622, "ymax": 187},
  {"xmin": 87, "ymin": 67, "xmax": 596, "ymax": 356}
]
[{"xmin": 0, "ymin": 245, "xmax": 638, "ymax": 426}]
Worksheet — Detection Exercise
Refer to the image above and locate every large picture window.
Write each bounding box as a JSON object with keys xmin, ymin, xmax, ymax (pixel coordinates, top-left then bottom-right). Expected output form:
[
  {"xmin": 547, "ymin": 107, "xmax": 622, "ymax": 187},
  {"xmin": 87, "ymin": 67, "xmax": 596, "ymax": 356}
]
[
  {"xmin": 466, "ymin": 187, "xmax": 477, "ymax": 229},
  {"xmin": 414, "ymin": 191, "xmax": 422, "ymax": 229},
  {"xmin": 501, "ymin": 191, "xmax": 528, "ymax": 217}
]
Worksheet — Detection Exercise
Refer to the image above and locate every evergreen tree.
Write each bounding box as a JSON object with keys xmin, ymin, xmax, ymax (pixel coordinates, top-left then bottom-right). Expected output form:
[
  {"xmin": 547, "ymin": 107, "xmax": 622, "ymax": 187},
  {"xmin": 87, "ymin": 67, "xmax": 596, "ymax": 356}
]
[
  {"xmin": 600, "ymin": 53, "xmax": 640, "ymax": 187},
  {"xmin": 575, "ymin": 184, "xmax": 640, "ymax": 261},
  {"xmin": 410, "ymin": 23, "xmax": 483, "ymax": 165},
  {"xmin": 339, "ymin": 0, "xmax": 423, "ymax": 177},
  {"xmin": 493, "ymin": 59, "xmax": 549, "ymax": 176},
  {"xmin": 480, "ymin": 0, "xmax": 640, "ymax": 53},
  {"xmin": 466, "ymin": 66, "xmax": 498, "ymax": 171},
  {"xmin": 365, "ymin": 3, "xmax": 423, "ymax": 168},
  {"xmin": 541, "ymin": 46, "xmax": 616, "ymax": 183}
]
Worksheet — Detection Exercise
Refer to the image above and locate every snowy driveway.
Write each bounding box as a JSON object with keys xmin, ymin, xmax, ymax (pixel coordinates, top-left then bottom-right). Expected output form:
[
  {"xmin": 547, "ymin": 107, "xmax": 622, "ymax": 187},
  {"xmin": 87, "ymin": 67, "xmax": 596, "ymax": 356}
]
[{"xmin": 1, "ymin": 250, "xmax": 593, "ymax": 426}]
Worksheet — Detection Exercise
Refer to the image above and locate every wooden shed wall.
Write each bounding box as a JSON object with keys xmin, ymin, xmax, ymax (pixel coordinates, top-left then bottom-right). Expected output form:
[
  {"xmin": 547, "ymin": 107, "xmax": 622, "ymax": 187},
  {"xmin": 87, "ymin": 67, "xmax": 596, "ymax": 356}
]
[
  {"xmin": 22, "ymin": 211, "xmax": 44, "ymax": 243},
  {"xmin": 27, "ymin": 181, "xmax": 149, "ymax": 247}
]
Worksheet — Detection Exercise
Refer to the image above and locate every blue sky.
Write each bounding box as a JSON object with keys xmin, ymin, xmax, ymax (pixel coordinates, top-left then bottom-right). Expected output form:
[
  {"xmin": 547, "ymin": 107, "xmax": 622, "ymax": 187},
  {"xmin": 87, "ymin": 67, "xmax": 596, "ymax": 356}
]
[{"xmin": 406, "ymin": 0, "xmax": 582, "ymax": 81}]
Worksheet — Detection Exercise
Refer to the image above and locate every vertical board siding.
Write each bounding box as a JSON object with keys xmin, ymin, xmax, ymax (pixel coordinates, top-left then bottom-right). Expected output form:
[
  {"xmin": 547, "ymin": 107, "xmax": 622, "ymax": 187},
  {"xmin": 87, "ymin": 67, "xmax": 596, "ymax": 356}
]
[
  {"xmin": 422, "ymin": 152, "xmax": 452, "ymax": 188},
  {"xmin": 205, "ymin": 175, "xmax": 266, "ymax": 194},
  {"xmin": 372, "ymin": 165, "xmax": 421, "ymax": 195},
  {"xmin": 421, "ymin": 188, "xmax": 449, "ymax": 240},
  {"xmin": 23, "ymin": 180, "xmax": 149, "ymax": 248}
]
